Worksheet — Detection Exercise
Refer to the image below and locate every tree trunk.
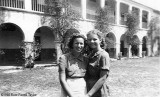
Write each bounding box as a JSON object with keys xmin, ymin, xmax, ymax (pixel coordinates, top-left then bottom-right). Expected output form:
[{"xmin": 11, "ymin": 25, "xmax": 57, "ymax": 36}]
[
  {"xmin": 24, "ymin": 42, "xmax": 35, "ymax": 68},
  {"xmin": 151, "ymin": 34, "xmax": 154, "ymax": 56},
  {"xmin": 55, "ymin": 41, "xmax": 62, "ymax": 64}
]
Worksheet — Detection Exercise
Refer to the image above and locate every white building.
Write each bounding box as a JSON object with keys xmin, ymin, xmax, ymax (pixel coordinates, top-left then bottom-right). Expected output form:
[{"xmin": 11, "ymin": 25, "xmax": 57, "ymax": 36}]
[{"xmin": 0, "ymin": 0, "xmax": 159, "ymax": 65}]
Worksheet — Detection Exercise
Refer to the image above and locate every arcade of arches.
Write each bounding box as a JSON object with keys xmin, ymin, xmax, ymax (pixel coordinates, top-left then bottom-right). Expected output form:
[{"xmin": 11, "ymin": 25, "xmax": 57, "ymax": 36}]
[
  {"xmin": 0, "ymin": 23, "xmax": 152, "ymax": 66},
  {"xmin": 34, "ymin": 27, "xmax": 56, "ymax": 62},
  {"xmin": 104, "ymin": 33, "xmax": 150, "ymax": 58},
  {"xmin": 105, "ymin": 32, "xmax": 116, "ymax": 58},
  {"xmin": 120, "ymin": 34, "xmax": 149, "ymax": 58},
  {"xmin": 0, "ymin": 23, "xmax": 58, "ymax": 65}
]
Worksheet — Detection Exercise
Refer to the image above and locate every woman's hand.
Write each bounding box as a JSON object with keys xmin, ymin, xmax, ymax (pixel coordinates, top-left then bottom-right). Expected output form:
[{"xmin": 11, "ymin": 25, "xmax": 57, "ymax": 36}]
[{"xmin": 83, "ymin": 94, "xmax": 91, "ymax": 97}]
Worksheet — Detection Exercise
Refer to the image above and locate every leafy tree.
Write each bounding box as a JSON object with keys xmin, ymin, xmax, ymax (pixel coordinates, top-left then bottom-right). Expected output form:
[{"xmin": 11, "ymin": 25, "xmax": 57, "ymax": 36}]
[
  {"xmin": 95, "ymin": 6, "xmax": 113, "ymax": 49},
  {"xmin": 148, "ymin": 16, "xmax": 160, "ymax": 55},
  {"xmin": 95, "ymin": 6, "xmax": 112, "ymax": 34},
  {"xmin": 19, "ymin": 41, "xmax": 41, "ymax": 68},
  {"xmin": 125, "ymin": 10, "xmax": 140, "ymax": 45},
  {"xmin": 0, "ymin": 8, "xmax": 4, "ymax": 24},
  {"xmin": 43, "ymin": 0, "xmax": 81, "ymax": 42},
  {"xmin": 41, "ymin": 0, "xmax": 81, "ymax": 63},
  {"xmin": 42, "ymin": 0, "xmax": 81, "ymax": 55}
]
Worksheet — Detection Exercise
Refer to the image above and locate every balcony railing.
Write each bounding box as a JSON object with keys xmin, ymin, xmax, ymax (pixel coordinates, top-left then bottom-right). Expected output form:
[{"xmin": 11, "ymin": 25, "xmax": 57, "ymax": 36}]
[
  {"xmin": 0, "ymin": 0, "xmax": 46, "ymax": 12},
  {"xmin": 0, "ymin": 0, "xmax": 24, "ymax": 9},
  {"xmin": 32, "ymin": 0, "xmax": 45, "ymax": 12}
]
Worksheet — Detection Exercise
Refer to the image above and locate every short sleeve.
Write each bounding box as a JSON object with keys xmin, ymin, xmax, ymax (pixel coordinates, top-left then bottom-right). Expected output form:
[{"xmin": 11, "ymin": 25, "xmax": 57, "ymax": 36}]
[
  {"xmin": 58, "ymin": 54, "xmax": 67, "ymax": 72},
  {"xmin": 99, "ymin": 52, "xmax": 110, "ymax": 70}
]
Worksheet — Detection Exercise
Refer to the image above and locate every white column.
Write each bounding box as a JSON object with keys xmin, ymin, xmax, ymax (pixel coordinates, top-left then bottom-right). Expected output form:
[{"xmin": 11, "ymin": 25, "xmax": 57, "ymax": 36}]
[
  {"xmin": 24, "ymin": 42, "xmax": 33, "ymax": 59},
  {"xmin": 81, "ymin": 0, "xmax": 86, "ymax": 19},
  {"xmin": 129, "ymin": 5, "xmax": 132, "ymax": 12},
  {"xmin": 25, "ymin": 0, "xmax": 32, "ymax": 11},
  {"xmin": 127, "ymin": 45, "xmax": 132, "ymax": 58},
  {"xmin": 138, "ymin": 43, "xmax": 142, "ymax": 57},
  {"xmin": 115, "ymin": 0, "xmax": 120, "ymax": 25},
  {"xmin": 100, "ymin": 0, "xmax": 105, "ymax": 8},
  {"xmin": 115, "ymin": 42, "xmax": 120, "ymax": 59},
  {"xmin": 148, "ymin": 12, "xmax": 151, "ymax": 28},
  {"xmin": 139, "ymin": 9, "xmax": 142, "ymax": 29},
  {"xmin": 147, "ymin": 43, "xmax": 151, "ymax": 56}
]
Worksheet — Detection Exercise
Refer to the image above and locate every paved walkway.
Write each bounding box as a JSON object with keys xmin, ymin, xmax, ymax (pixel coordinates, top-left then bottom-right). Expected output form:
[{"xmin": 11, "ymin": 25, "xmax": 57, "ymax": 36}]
[
  {"xmin": 0, "ymin": 56, "xmax": 144, "ymax": 70},
  {"xmin": 0, "ymin": 63, "xmax": 57, "ymax": 70}
]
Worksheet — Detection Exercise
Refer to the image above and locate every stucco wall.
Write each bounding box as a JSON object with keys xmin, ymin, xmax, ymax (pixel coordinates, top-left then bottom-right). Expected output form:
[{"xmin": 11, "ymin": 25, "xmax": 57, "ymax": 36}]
[{"xmin": 3, "ymin": 10, "xmax": 43, "ymax": 42}]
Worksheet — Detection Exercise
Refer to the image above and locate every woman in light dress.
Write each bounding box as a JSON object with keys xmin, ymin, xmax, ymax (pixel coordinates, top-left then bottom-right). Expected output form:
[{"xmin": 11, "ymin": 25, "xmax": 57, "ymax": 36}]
[{"xmin": 58, "ymin": 33, "xmax": 88, "ymax": 97}]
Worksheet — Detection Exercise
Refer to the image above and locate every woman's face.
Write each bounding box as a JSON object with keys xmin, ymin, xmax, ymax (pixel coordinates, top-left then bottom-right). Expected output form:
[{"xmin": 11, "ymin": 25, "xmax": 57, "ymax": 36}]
[
  {"xmin": 87, "ymin": 34, "xmax": 101, "ymax": 49},
  {"xmin": 72, "ymin": 37, "xmax": 85, "ymax": 53}
]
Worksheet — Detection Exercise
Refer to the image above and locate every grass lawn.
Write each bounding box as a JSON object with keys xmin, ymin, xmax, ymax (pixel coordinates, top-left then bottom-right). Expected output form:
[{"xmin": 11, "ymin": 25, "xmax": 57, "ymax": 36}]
[
  {"xmin": 0, "ymin": 56, "xmax": 160, "ymax": 97},
  {"xmin": 109, "ymin": 56, "xmax": 160, "ymax": 97}
]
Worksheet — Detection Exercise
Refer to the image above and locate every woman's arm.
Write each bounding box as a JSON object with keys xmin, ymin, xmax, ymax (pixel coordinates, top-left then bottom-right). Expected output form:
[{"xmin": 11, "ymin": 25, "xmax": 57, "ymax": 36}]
[
  {"xmin": 86, "ymin": 52, "xmax": 110, "ymax": 97},
  {"xmin": 86, "ymin": 70, "xmax": 109, "ymax": 97},
  {"xmin": 58, "ymin": 55, "xmax": 74, "ymax": 97},
  {"xmin": 59, "ymin": 71, "xmax": 75, "ymax": 97}
]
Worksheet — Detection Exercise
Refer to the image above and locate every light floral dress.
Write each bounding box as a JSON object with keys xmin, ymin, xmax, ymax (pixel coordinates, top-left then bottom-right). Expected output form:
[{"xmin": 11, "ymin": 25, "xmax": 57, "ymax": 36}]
[{"xmin": 59, "ymin": 52, "xmax": 88, "ymax": 97}]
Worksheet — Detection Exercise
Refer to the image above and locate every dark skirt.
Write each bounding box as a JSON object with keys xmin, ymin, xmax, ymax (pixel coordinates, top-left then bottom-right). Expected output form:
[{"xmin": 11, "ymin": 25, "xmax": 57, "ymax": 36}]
[{"xmin": 86, "ymin": 79, "xmax": 110, "ymax": 97}]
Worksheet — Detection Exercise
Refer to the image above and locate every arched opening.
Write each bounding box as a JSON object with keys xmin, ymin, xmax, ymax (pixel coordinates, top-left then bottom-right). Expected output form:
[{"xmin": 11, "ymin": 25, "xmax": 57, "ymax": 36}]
[
  {"xmin": 34, "ymin": 26, "xmax": 56, "ymax": 62},
  {"xmin": 131, "ymin": 35, "xmax": 140, "ymax": 56},
  {"xmin": 142, "ymin": 36, "xmax": 148, "ymax": 56},
  {"xmin": 120, "ymin": 34, "xmax": 127, "ymax": 57},
  {"xmin": 0, "ymin": 23, "xmax": 24, "ymax": 66},
  {"xmin": 105, "ymin": 32, "xmax": 116, "ymax": 58}
]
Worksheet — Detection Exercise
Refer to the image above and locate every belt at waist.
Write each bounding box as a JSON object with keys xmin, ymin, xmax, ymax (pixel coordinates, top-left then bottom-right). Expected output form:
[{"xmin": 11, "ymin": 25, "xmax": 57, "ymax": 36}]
[{"xmin": 67, "ymin": 76, "xmax": 84, "ymax": 79}]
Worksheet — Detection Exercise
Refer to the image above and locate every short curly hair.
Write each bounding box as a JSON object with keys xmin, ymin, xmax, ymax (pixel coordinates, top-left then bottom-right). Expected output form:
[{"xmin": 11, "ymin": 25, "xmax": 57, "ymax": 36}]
[{"xmin": 68, "ymin": 33, "xmax": 86, "ymax": 49}]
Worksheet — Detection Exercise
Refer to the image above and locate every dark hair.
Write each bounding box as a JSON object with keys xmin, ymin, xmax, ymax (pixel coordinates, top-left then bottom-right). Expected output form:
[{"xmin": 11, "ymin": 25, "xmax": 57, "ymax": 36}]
[{"xmin": 68, "ymin": 33, "xmax": 86, "ymax": 49}]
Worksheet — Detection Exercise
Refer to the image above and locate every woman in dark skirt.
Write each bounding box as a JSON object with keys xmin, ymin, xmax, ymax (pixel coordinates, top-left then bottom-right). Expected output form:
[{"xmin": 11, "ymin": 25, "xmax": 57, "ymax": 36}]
[{"xmin": 85, "ymin": 29, "xmax": 110, "ymax": 97}]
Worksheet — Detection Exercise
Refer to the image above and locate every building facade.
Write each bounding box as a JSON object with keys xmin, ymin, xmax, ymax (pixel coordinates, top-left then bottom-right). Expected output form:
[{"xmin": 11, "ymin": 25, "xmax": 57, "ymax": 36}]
[{"xmin": 0, "ymin": 0, "xmax": 159, "ymax": 65}]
